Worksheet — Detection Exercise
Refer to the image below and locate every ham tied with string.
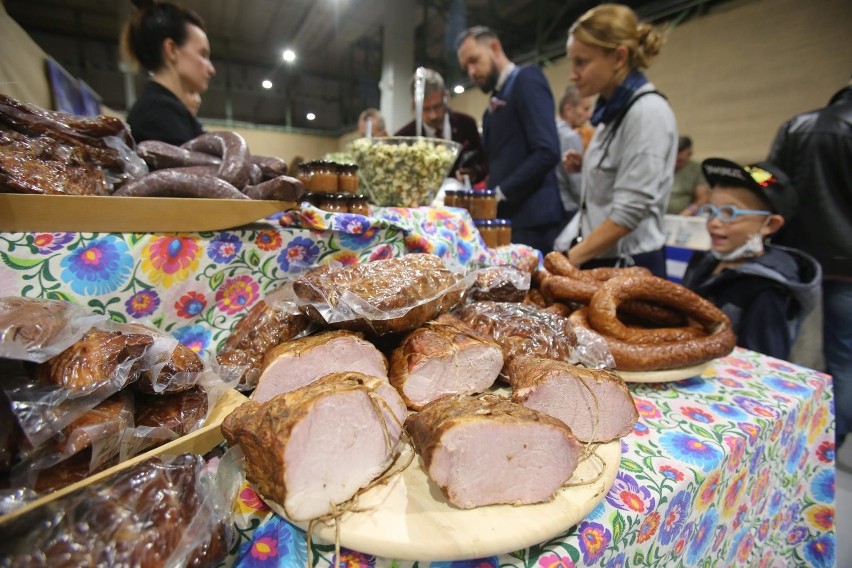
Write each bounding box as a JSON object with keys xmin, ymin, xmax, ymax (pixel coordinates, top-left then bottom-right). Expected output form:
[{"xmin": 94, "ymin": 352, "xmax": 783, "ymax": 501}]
[
  {"xmin": 507, "ymin": 357, "xmax": 638, "ymax": 443},
  {"xmin": 222, "ymin": 372, "xmax": 407, "ymax": 521},
  {"xmin": 405, "ymin": 394, "xmax": 582, "ymax": 509}
]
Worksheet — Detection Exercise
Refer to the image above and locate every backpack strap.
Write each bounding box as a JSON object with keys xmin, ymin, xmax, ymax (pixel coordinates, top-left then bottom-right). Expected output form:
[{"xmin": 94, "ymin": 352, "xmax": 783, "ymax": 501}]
[{"xmin": 596, "ymin": 90, "xmax": 667, "ymax": 168}]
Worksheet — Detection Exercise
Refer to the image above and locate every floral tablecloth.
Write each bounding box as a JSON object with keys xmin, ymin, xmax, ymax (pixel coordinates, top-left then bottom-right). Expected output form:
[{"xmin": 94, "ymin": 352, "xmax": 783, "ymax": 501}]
[
  {"xmin": 0, "ymin": 205, "xmax": 537, "ymax": 358},
  {"xmin": 224, "ymin": 348, "xmax": 835, "ymax": 568}
]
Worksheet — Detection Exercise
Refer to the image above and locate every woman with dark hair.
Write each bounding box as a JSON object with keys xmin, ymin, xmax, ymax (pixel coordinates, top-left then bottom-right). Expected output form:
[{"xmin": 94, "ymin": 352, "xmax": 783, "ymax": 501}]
[{"xmin": 121, "ymin": 0, "xmax": 215, "ymax": 145}]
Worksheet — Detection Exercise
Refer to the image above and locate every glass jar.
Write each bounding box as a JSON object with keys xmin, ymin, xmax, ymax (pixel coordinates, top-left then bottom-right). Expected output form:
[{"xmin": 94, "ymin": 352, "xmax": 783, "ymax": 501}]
[
  {"xmin": 469, "ymin": 189, "xmax": 497, "ymax": 219},
  {"xmin": 309, "ymin": 160, "xmax": 338, "ymax": 193},
  {"xmin": 474, "ymin": 219, "xmax": 499, "ymax": 249},
  {"xmin": 494, "ymin": 218, "xmax": 512, "ymax": 246},
  {"xmin": 337, "ymin": 163, "xmax": 359, "ymax": 193},
  {"xmin": 296, "ymin": 161, "xmax": 313, "ymax": 188},
  {"xmin": 443, "ymin": 189, "xmax": 459, "ymax": 208},
  {"xmin": 456, "ymin": 190, "xmax": 473, "ymax": 215},
  {"xmin": 317, "ymin": 193, "xmax": 348, "ymax": 213},
  {"xmin": 348, "ymin": 194, "xmax": 371, "ymax": 216}
]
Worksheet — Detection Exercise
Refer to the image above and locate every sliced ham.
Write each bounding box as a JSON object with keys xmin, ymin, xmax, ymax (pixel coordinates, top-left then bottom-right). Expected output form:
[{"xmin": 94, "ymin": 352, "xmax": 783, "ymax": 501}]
[
  {"xmin": 251, "ymin": 330, "xmax": 388, "ymax": 403},
  {"xmin": 389, "ymin": 314, "xmax": 503, "ymax": 410},
  {"xmin": 222, "ymin": 372, "xmax": 406, "ymax": 521},
  {"xmin": 508, "ymin": 357, "xmax": 638, "ymax": 443},
  {"xmin": 406, "ymin": 394, "xmax": 582, "ymax": 509}
]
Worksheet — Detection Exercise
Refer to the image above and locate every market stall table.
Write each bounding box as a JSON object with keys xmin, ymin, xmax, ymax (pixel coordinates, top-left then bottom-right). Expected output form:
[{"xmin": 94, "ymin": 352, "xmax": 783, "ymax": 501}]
[
  {"xmin": 0, "ymin": 204, "xmax": 538, "ymax": 358},
  {"xmin": 225, "ymin": 348, "xmax": 836, "ymax": 567}
]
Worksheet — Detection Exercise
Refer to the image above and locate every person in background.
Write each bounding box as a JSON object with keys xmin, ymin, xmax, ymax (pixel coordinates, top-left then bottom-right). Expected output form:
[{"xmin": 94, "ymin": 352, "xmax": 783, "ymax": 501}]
[
  {"xmin": 576, "ymin": 117, "xmax": 596, "ymax": 151},
  {"xmin": 555, "ymin": 84, "xmax": 593, "ymax": 221},
  {"xmin": 357, "ymin": 108, "xmax": 388, "ymax": 138},
  {"xmin": 121, "ymin": 0, "xmax": 215, "ymax": 145},
  {"xmin": 395, "ymin": 68, "xmax": 487, "ymax": 184},
  {"xmin": 767, "ymin": 80, "xmax": 852, "ymax": 449},
  {"xmin": 668, "ymin": 135, "xmax": 710, "ymax": 215},
  {"xmin": 456, "ymin": 26, "xmax": 564, "ymax": 253},
  {"xmin": 554, "ymin": 3, "xmax": 677, "ymax": 277},
  {"xmin": 682, "ymin": 158, "xmax": 820, "ymax": 360}
]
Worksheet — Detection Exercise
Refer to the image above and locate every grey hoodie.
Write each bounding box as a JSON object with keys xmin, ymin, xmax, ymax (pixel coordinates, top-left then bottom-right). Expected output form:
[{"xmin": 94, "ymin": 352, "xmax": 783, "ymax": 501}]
[{"xmin": 682, "ymin": 244, "xmax": 821, "ymax": 360}]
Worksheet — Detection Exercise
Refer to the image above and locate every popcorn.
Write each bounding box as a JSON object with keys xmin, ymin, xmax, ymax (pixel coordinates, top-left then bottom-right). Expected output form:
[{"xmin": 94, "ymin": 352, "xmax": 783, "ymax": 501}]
[{"xmin": 349, "ymin": 137, "xmax": 459, "ymax": 208}]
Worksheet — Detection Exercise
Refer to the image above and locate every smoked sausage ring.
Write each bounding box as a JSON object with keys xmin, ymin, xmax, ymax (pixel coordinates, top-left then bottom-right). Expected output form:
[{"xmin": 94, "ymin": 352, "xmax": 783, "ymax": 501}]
[
  {"xmin": 570, "ymin": 307, "xmax": 735, "ymax": 371},
  {"xmin": 588, "ymin": 274, "xmax": 726, "ymax": 345}
]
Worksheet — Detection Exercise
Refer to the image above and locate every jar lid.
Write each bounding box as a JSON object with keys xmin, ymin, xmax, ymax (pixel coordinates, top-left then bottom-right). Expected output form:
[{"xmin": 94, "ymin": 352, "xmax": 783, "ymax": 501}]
[
  {"xmin": 493, "ymin": 218, "xmax": 512, "ymax": 226},
  {"xmin": 350, "ymin": 193, "xmax": 370, "ymax": 200},
  {"xmin": 472, "ymin": 189, "xmax": 497, "ymax": 197},
  {"xmin": 473, "ymin": 219, "xmax": 494, "ymax": 227}
]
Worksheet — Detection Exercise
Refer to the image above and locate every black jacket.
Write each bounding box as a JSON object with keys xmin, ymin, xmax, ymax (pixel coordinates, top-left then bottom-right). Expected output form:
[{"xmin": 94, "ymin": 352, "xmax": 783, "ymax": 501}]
[
  {"xmin": 768, "ymin": 86, "xmax": 852, "ymax": 277},
  {"xmin": 682, "ymin": 245, "xmax": 821, "ymax": 360},
  {"xmin": 126, "ymin": 81, "xmax": 204, "ymax": 146}
]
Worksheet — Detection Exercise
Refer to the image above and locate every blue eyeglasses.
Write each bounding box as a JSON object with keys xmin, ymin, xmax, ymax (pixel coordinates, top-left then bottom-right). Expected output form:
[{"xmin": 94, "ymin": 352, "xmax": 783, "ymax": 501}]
[{"xmin": 698, "ymin": 204, "xmax": 771, "ymax": 223}]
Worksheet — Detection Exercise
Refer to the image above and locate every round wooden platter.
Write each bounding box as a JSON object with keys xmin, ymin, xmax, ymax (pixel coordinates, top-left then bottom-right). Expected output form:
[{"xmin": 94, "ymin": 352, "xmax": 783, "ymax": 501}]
[
  {"xmin": 614, "ymin": 360, "xmax": 712, "ymax": 383},
  {"xmin": 264, "ymin": 439, "xmax": 621, "ymax": 561}
]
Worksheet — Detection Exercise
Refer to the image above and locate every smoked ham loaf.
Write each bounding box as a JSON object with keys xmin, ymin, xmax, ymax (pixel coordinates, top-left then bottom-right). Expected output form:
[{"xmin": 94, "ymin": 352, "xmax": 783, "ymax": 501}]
[
  {"xmin": 293, "ymin": 254, "xmax": 465, "ymax": 335},
  {"xmin": 222, "ymin": 372, "xmax": 407, "ymax": 521},
  {"xmin": 389, "ymin": 314, "xmax": 503, "ymax": 410},
  {"xmin": 252, "ymin": 330, "xmax": 388, "ymax": 403},
  {"xmin": 508, "ymin": 358, "xmax": 638, "ymax": 443},
  {"xmin": 406, "ymin": 394, "xmax": 582, "ymax": 509}
]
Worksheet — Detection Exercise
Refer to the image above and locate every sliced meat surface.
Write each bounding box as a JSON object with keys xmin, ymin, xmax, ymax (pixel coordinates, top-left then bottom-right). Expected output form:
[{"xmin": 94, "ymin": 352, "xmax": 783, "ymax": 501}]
[
  {"xmin": 222, "ymin": 372, "xmax": 406, "ymax": 521},
  {"xmin": 406, "ymin": 394, "xmax": 581, "ymax": 509},
  {"xmin": 389, "ymin": 314, "xmax": 503, "ymax": 410},
  {"xmin": 509, "ymin": 357, "xmax": 638, "ymax": 443},
  {"xmin": 252, "ymin": 330, "xmax": 388, "ymax": 403}
]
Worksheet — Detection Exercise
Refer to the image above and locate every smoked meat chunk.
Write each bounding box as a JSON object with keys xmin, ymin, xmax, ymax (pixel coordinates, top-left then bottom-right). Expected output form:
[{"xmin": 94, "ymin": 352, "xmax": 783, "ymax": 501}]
[
  {"xmin": 406, "ymin": 394, "xmax": 582, "ymax": 509},
  {"xmin": 222, "ymin": 372, "xmax": 407, "ymax": 521},
  {"xmin": 509, "ymin": 357, "xmax": 638, "ymax": 443}
]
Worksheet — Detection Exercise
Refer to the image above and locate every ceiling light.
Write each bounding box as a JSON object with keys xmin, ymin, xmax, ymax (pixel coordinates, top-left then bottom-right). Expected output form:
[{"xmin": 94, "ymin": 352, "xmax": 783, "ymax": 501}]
[
  {"xmin": 261, "ymin": 79, "xmax": 273, "ymax": 89},
  {"xmin": 453, "ymin": 85, "xmax": 465, "ymax": 94},
  {"xmin": 282, "ymin": 49, "xmax": 296, "ymax": 63},
  {"xmin": 306, "ymin": 112, "xmax": 316, "ymax": 121}
]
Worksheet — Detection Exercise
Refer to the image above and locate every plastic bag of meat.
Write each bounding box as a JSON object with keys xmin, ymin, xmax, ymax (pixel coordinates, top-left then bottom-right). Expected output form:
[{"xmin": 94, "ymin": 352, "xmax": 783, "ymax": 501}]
[
  {"xmin": 216, "ymin": 290, "xmax": 312, "ymax": 391},
  {"xmin": 455, "ymin": 301, "xmax": 614, "ymax": 374},
  {"xmin": 0, "ymin": 454, "xmax": 232, "ymax": 568},
  {"xmin": 466, "ymin": 266, "xmax": 530, "ymax": 303},
  {"xmin": 0, "ymin": 296, "xmax": 107, "ymax": 363},
  {"xmin": 292, "ymin": 254, "xmax": 474, "ymax": 335}
]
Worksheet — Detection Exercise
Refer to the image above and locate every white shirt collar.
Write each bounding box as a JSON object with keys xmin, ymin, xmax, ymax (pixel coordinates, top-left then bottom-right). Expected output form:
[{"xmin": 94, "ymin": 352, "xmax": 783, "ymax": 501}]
[{"xmin": 495, "ymin": 62, "xmax": 517, "ymax": 93}]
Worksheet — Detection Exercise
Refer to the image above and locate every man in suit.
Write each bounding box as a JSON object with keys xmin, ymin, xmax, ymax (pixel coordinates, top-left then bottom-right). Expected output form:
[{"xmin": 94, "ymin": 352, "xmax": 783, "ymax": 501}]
[
  {"xmin": 456, "ymin": 26, "xmax": 564, "ymax": 252},
  {"xmin": 395, "ymin": 68, "xmax": 487, "ymax": 184}
]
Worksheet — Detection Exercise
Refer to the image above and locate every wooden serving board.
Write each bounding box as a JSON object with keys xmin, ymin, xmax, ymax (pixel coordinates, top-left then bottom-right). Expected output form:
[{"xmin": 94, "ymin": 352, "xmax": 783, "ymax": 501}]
[
  {"xmin": 615, "ymin": 360, "xmax": 712, "ymax": 383},
  {"xmin": 265, "ymin": 439, "xmax": 621, "ymax": 561},
  {"xmin": 0, "ymin": 194, "xmax": 298, "ymax": 233}
]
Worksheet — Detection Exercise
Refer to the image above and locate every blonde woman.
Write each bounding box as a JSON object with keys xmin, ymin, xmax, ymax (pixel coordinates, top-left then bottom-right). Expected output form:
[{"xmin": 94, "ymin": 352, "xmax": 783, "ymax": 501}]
[{"xmin": 555, "ymin": 4, "xmax": 677, "ymax": 277}]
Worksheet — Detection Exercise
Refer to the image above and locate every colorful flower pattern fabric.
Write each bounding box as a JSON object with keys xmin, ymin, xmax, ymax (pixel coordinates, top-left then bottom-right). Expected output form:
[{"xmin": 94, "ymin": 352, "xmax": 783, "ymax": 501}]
[
  {"xmin": 226, "ymin": 349, "xmax": 835, "ymax": 567},
  {"xmin": 0, "ymin": 206, "xmax": 536, "ymax": 359}
]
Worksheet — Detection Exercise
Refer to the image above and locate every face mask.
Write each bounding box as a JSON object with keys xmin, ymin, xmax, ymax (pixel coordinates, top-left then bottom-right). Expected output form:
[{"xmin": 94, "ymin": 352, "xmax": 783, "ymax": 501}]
[{"xmin": 711, "ymin": 219, "xmax": 769, "ymax": 262}]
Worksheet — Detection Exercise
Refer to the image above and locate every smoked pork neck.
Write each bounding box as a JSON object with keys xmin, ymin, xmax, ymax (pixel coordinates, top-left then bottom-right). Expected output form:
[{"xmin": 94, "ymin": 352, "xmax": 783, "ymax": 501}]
[
  {"xmin": 222, "ymin": 372, "xmax": 407, "ymax": 521},
  {"xmin": 406, "ymin": 394, "xmax": 582, "ymax": 509},
  {"xmin": 389, "ymin": 314, "xmax": 503, "ymax": 410},
  {"xmin": 251, "ymin": 330, "xmax": 388, "ymax": 403},
  {"xmin": 508, "ymin": 357, "xmax": 638, "ymax": 443}
]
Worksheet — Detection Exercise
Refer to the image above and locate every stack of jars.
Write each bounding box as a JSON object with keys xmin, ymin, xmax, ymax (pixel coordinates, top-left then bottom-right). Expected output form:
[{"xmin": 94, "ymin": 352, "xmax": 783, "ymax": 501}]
[
  {"xmin": 297, "ymin": 160, "xmax": 370, "ymax": 215},
  {"xmin": 444, "ymin": 189, "xmax": 511, "ymax": 248}
]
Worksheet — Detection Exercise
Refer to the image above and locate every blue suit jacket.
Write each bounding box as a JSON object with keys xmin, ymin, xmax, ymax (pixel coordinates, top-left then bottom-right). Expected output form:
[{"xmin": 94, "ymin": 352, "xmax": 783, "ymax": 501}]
[{"xmin": 482, "ymin": 65, "xmax": 563, "ymax": 230}]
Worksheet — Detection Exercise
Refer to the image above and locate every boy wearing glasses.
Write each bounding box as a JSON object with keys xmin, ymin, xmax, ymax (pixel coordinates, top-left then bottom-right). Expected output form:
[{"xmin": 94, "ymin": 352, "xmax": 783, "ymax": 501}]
[{"xmin": 681, "ymin": 158, "xmax": 821, "ymax": 360}]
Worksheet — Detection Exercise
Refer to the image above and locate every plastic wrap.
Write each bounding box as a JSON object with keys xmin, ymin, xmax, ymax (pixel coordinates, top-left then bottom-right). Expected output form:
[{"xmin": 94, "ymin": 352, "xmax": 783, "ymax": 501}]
[
  {"xmin": 456, "ymin": 301, "xmax": 614, "ymax": 371},
  {"xmin": 466, "ymin": 266, "xmax": 531, "ymax": 303},
  {"xmin": 216, "ymin": 290, "xmax": 312, "ymax": 391},
  {"xmin": 0, "ymin": 296, "xmax": 107, "ymax": 363},
  {"xmin": 292, "ymin": 253, "xmax": 475, "ymax": 335},
  {"xmin": 0, "ymin": 454, "xmax": 233, "ymax": 568}
]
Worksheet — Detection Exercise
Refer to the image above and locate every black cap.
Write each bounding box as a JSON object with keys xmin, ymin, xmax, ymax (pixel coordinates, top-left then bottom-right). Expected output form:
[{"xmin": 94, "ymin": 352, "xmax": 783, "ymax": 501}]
[{"xmin": 701, "ymin": 158, "xmax": 797, "ymax": 220}]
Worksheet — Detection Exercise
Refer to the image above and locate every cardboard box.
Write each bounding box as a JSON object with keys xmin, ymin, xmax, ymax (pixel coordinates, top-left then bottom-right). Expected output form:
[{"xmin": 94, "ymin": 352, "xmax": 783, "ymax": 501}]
[{"xmin": 0, "ymin": 387, "xmax": 248, "ymax": 526}]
